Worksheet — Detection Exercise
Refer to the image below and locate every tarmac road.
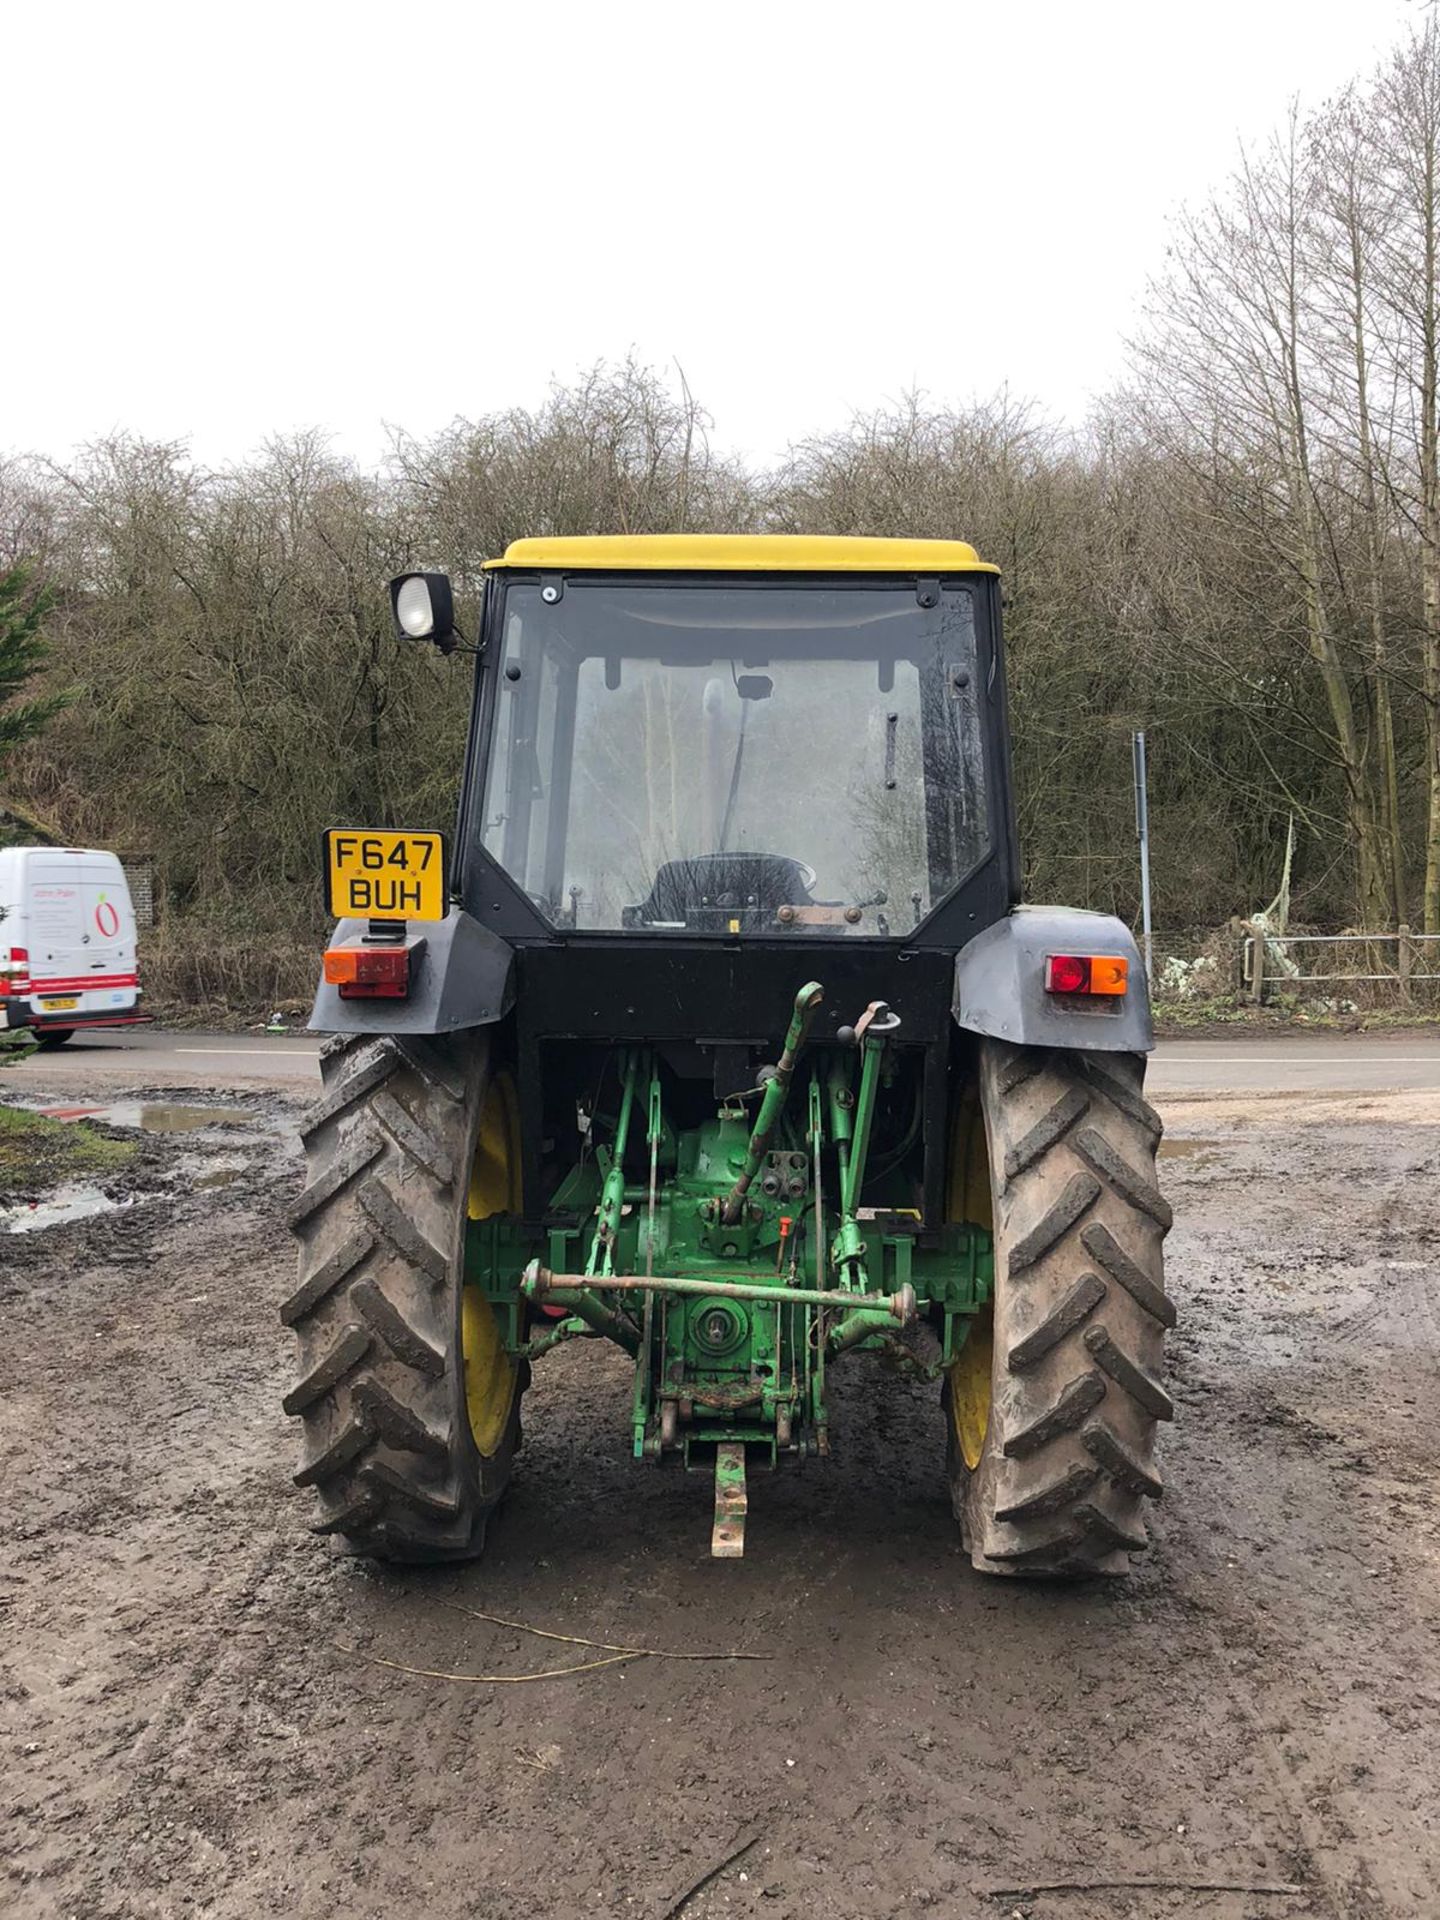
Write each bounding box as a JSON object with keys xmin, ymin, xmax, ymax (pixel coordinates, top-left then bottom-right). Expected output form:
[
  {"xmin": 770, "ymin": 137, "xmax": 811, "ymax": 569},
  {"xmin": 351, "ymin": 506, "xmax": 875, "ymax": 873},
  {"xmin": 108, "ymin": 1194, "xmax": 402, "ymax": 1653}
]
[{"xmin": 8, "ymin": 1024, "xmax": 1440, "ymax": 1094}]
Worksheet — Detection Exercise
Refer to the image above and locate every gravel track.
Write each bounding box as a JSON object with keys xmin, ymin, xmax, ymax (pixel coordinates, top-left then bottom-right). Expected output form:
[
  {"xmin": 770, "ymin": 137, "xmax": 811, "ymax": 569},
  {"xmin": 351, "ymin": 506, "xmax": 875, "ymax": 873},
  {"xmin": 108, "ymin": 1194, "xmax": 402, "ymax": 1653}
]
[{"xmin": 2, "ymin": 1081, "xmax": 1437, "ymax": 1918}]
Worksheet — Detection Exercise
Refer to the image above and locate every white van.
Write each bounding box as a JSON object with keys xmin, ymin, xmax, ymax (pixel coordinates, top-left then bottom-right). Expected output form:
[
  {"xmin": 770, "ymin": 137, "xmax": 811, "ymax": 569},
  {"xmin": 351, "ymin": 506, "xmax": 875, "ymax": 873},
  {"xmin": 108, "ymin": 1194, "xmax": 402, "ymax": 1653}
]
[{"xmin": 0, "ymin": 847, "xmax": 150, "ymax": 1045}]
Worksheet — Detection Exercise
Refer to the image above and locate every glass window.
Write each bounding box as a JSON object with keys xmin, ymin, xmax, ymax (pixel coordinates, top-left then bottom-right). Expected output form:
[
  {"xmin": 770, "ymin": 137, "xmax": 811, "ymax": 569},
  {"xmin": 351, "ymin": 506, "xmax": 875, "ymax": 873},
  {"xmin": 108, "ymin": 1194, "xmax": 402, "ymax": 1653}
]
[{"xmin": 479, "ymin": 580, "xmax": 989, "ymax": 935}]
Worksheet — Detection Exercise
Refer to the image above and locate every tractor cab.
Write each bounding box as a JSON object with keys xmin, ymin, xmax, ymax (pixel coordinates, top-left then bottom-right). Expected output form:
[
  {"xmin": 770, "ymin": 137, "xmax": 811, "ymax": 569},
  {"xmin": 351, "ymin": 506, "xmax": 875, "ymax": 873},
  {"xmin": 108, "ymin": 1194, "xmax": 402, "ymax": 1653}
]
[{"xmin": 460, "ymin": 539, "xmax": 1006, "ymax": 943}]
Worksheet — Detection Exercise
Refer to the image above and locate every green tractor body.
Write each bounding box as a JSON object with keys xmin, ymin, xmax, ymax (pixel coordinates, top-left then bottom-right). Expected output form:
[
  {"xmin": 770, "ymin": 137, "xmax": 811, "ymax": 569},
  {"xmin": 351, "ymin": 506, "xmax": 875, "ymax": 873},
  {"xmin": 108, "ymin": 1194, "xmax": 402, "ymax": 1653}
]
[{"xmin": 288, "ymin": 536, "xmax": 1173, "ymax": 1574}]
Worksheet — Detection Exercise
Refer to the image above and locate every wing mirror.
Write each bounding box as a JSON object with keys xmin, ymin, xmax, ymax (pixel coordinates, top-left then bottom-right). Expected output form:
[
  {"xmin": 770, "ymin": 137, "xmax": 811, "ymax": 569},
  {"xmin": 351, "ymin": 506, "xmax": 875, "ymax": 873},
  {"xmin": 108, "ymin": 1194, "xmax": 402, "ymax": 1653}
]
[{"xmin": 389, "ymin": 572, "xmax": 456, "ymax": 653}]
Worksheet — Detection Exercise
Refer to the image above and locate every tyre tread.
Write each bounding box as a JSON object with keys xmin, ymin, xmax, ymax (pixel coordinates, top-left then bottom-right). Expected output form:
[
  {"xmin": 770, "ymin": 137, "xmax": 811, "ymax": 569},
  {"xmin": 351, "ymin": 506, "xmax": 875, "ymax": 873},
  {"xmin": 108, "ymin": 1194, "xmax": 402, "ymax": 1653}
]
[
  {"xmin": 1007, "ymin": 1171, "xmax": 1101, "ymax": 1272},
  {"xmin": 954, "ymin": 1040, "xmax": 1173, "ymax": 1578},
  {"xmin": 1002, "ymin": 1086, "xmax": 1090, "ymax": 1183},
  {"xmin": 281, "ymin": 1323, "xmax": 371, "ymax": 1414},
  {"xmin": 284, "ymin": 1028, "xmax": 519, "ymax": 1563},
  {"xmin": 1080, "ymin": 1221, "xmax": 1177, "ymax": 1327},
  {"xmin": 279, "ymin": 1226, "xmax": 374, "ymax": 1327},
  {"xmin": 289, "ymin": 1130, "xmax": 383, "ymax": 1229},
  {"xmin": 1083, "ymin": 1323, "xmax": 1175, "ymax": 1420},
  {"xmin": 1006, "ymin": 1272, "xmax": 1105, "ymax": 1372},
  {"xmin": 1003, "ymin": 1370, "xmax": 1106, "ymax": 1458},
  {"xmin": 352, "ymin": 1278, "xmax": 447, "ymax": 1376}
]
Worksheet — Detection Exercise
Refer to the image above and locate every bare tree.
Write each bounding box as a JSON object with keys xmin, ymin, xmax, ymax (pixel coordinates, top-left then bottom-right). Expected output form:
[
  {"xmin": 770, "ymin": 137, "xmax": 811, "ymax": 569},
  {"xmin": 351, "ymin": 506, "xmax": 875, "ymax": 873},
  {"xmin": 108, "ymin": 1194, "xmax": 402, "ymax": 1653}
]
[
  {"xmin": 1131, "ymin": 113, "xmax": 1399, "ymax": 927},
  {"xmin": 1370, "ymin": 21, "xmax": 1440, "ymax": 927}
]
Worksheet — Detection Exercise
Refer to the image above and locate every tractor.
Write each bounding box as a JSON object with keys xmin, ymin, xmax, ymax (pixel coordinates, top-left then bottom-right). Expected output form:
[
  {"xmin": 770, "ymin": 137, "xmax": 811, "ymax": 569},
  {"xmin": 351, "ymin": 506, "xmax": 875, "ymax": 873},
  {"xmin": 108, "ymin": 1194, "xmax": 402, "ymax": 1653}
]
[{"xmin": 285, "ymin": 535, "xmax": 1173, "ymax": 1576}]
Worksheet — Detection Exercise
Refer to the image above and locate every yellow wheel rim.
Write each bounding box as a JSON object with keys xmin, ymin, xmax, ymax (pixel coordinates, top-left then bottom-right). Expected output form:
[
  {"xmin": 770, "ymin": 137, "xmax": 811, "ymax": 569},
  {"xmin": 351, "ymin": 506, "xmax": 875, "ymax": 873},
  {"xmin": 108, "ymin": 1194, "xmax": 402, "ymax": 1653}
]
[
  {"xmin": 949, "ymin": 1308, "xmax": 993, "ymax": 1472},
  {"xmin": 461, "ymin": 1074, "xmax": 521, "ymax": 1458},
  {"xmin": 462, "ymin": 1288, "xmax": 518, "ymax": 1457},
  {"xmin": 945, "ymin": 1080, "xmax": 993, "ymax": 1231},
  {"xmin": 945, "ymin": 1078, "xmax": 995, "ymax": 1473},
  {"xmin": 469, "ymin": 1072, "xmax": 521, "ymax": 1220}
]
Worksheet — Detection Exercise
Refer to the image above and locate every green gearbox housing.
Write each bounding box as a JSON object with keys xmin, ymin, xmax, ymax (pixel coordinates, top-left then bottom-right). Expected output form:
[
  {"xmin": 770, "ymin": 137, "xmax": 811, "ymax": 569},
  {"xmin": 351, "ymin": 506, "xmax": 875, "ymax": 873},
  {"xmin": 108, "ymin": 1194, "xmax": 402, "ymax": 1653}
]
[{"xmin": 465, "ymin": 986, "xmax": 994, "ymax": 1482}]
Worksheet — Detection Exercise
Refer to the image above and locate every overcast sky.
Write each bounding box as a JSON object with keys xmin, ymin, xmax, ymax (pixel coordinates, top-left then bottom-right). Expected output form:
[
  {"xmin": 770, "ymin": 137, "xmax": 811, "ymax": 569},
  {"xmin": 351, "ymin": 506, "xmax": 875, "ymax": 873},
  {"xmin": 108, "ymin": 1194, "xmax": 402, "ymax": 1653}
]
[{"xmin": 7, "ymin": 0, "xmax": 1428, "ymax": 470}]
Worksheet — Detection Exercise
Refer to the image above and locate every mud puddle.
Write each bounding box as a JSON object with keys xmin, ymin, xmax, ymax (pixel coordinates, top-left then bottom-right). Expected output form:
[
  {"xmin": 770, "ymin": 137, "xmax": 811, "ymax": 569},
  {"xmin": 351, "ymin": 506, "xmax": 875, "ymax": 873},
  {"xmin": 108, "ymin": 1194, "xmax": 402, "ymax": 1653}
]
[
  {"xmin": 1, "ymin": 1091, "xmax": 287, "ymax": 1235},
  {"xmin": 193, "ymin": 1163, "xmax": 247, "ymax": 1190},
  {"xmin": 1159, "ymin": 1135, "xmax": 1220, "ymax": 1158},
  {"xmin": 0, "ymin": 1183, "xmax": 136, "ymax": 1233}
]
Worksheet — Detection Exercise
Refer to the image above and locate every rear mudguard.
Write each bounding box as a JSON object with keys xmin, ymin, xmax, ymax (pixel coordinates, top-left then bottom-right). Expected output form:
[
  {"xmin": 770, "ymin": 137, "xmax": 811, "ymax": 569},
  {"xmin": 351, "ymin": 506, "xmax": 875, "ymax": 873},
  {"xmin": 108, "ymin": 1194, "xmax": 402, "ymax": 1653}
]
[
  {"xmin": 309, "ymin": 910, "xmax": 515, "ymax": 1037},
  {"xmin": 953, "ymin": 906, "xmax": 1153, "ymax": 1054}
]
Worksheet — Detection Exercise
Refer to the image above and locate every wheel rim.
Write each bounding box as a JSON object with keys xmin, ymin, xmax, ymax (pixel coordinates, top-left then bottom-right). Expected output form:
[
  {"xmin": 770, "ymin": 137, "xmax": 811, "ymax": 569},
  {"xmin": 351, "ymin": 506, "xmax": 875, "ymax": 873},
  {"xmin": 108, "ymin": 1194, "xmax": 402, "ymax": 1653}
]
[
  {"xmin": 468, "ymin": 1072, "xmax": 521, "ymax": 1219},
  {"xmin": 947, "ymin": 1080, "xmax": 995, "ymax": 1473},
  {"xmin": 462, "ymin": 1074, "xmax": 521, "ymax": 1457},
  {"xmin": 950, "ymin": 1308, "xmax": 993, "ymax": 1472},
  {"xmin": 462, "ymin": 1289, "xmax": 517, "ymax": 1457}
]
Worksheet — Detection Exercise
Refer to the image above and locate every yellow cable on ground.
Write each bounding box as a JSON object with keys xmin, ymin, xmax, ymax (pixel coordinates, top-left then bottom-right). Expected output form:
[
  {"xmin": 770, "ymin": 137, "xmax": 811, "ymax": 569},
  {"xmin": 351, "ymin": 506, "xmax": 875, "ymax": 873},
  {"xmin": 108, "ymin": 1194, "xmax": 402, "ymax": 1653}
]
[
  {"xmin": 433, "ymin": 1596, "xmax": 772, "ymax": 1661},
  {"xmin": 332, "ymin": 1641, "xmax": 643, "ymax": 1683},
  {"xmin": 331, "ymin": 1598, "xmax": 773, "ymax": 1684}
]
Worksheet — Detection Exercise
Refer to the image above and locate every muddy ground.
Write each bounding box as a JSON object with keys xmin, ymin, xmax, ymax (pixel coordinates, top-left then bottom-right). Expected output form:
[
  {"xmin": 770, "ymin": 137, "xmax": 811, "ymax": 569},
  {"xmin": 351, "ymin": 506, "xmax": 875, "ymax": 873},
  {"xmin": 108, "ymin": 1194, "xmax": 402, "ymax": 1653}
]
[{"xmin": 1, "ymin": 1079, "xmax": 1438, "ymax": 1920}]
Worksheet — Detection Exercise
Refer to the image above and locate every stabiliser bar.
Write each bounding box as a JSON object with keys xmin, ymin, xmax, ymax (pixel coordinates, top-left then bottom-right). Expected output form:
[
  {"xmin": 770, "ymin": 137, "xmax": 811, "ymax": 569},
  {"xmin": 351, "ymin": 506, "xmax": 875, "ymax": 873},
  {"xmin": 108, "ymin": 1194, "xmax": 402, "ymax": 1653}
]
[{"xmin": 522, "ymin": 1260, "xmax": 916, "ymax": 1324}]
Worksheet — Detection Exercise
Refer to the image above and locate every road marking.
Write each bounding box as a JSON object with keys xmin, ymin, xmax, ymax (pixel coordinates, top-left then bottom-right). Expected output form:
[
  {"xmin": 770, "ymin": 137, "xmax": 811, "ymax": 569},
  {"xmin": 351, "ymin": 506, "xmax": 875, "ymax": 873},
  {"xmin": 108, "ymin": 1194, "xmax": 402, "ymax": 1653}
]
[
  {"xmin": 174, "ymin": 1047, "xmax": 318, "ymax": 1057},
  {"xmin": 1154, "ymin": 1054, "xmax": 1440, "ymax": 1064}
]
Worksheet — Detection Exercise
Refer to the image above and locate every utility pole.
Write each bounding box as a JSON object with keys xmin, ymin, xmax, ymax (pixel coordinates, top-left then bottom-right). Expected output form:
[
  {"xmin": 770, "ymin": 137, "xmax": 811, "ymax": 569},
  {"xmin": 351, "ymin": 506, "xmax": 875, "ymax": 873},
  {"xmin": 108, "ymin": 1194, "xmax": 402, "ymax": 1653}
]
[{"xmin": 1133, "ymin": 730, "xmax": 1154, "ymax": 987}]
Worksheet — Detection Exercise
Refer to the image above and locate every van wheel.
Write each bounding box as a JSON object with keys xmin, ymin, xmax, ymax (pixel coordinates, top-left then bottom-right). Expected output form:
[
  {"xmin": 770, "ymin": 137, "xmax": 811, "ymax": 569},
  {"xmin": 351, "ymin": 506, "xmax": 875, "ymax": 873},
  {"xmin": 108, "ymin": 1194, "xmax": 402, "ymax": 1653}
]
[{"xmin": 35, "ymin": 1029, "xmax": 75, "ymax": 1048}]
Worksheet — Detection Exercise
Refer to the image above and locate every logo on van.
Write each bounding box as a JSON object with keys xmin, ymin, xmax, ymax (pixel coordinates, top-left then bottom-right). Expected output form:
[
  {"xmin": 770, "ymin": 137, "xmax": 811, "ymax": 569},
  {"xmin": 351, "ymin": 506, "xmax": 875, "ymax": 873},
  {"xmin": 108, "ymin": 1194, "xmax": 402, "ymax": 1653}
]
[{"xmin": 94, "ymin": 894, "xmax": 121, "ymax": 939}]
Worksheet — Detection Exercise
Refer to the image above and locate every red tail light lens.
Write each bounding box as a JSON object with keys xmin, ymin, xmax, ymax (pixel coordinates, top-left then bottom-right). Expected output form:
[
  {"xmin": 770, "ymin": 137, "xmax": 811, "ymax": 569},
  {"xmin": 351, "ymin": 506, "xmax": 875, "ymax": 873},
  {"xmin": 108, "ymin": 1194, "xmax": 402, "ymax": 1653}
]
[
  {"xmin": 323, "ymin": 945, "xmax": 411, "ymax": 999},
  {"xmin": 1046, "ymin": 954, "xmax": 1091, "ymax": 994},
  {"xmin": 9, "ymin": 948, "xmax": 28, "ymax": 966}
]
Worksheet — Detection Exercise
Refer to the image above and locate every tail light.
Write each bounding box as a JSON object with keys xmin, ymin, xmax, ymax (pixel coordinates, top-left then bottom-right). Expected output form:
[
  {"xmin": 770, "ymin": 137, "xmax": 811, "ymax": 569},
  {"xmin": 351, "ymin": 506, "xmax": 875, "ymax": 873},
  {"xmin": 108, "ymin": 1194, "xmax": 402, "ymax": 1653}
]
[
  {"xmin": 323, "ymin": 945, "xmax": 412, "ymax": 999},
  {"xmin": 4, "ymin": 946, "xmax": 30, "ymax": 988},
  {"xmin": 1044, "ymin": 953, "xmax": 1129, "ymax": 996}
]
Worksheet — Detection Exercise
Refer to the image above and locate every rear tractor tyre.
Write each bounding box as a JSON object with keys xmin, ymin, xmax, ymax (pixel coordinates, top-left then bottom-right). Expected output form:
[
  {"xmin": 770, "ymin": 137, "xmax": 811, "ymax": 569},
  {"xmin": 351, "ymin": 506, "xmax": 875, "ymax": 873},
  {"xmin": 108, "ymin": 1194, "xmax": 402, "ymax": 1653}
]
[
  {"xmin": 949, "ymin": 1040, "xmax": 1175, "ymax": 1577},
  {"xmin": 283, "ymin": 1030, "xmax": 523, "ymax": 1562}
]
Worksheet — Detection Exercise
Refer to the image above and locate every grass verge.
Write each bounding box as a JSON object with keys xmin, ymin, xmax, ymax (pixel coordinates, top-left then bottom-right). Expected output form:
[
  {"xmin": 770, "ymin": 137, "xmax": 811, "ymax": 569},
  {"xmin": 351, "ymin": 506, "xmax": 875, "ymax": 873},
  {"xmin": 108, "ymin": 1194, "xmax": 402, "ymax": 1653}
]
[
  {"xmin": 0, "ymin": 1103, "xmax": 138, "ymax": 1191},
  {"xmin": 1155, "ymin": 994, "xmax": 1440, "ymax": 1036}
]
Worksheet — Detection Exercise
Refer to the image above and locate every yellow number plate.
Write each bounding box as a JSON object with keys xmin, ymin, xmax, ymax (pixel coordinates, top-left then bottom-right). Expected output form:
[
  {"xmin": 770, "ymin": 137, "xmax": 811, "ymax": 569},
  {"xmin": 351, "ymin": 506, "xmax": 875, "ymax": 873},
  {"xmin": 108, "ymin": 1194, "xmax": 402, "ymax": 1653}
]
[
  {"xmin": 324, "ymin": 829, "xmax": 447, "ymax": 923},
  {"xmin": 42, "ymin": 996, "xmax": 79, "ymax": 1011}
]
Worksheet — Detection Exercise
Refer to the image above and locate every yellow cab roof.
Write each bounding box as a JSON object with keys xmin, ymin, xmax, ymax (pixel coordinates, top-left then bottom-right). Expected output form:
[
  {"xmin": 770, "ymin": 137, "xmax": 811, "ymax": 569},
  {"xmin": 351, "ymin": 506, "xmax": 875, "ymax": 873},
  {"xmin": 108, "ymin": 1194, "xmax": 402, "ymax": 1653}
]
[{"xmin": 484, "ymin": 534, "xmax": 997, "ymax": 574}]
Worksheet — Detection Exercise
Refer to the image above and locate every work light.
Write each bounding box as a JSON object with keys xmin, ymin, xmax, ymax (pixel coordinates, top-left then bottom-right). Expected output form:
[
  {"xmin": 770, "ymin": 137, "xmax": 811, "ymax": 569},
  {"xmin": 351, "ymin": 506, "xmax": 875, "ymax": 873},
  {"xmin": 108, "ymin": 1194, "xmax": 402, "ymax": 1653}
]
[{"xmin": 389, "ymin": 572, "xmax": 455, "ymax": 649}]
